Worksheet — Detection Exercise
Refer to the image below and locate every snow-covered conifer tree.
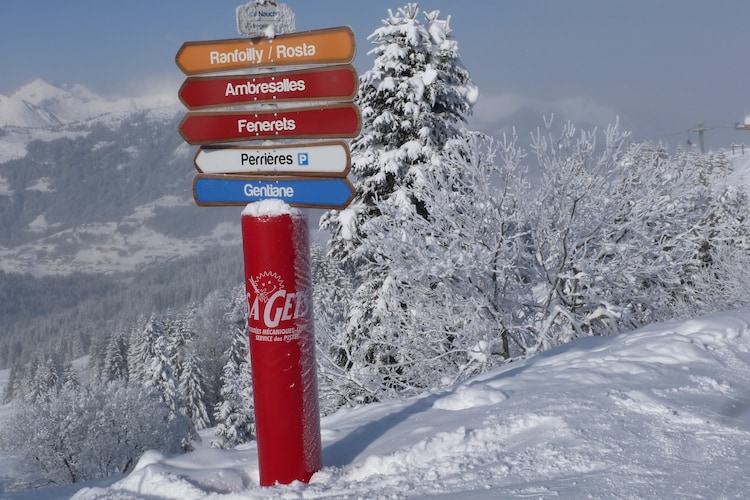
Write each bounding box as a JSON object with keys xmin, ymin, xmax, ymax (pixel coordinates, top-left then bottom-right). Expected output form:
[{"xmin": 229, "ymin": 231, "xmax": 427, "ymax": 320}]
[
  {"xmin": 103, "ymin": 328, "xmax": 129, "ymax": 381},
  {"xmin": 322, "ymin": 4, "xmax": 476, "ymax": 264},
  {"xmin": 144, "ymin": 332, "xmax": 180, "ymax": 416},
  {"xmin": 319, "ymin": 3, "xmax": 478, "ymax": 399},
  {"xmin": 127, "ymin": 315, "xmax": 161, "ymax": 385},
  {"xmin": 25, "ymin": 357, "xmax": 60, "ymax": 402},
  {"xmin": 60, "ymin": 360, "xmax": 79, "ymax": 389},
  {"xmin": 178, "ymin": 347, "xmax": 210, "ymax": 430},
  {"xmin": 212, "ymin": 327, "xmax": 254, "ymax": 449},
  {"xmin": 2, "ymin": 363, "xmax": 19, "ymax": 402}
]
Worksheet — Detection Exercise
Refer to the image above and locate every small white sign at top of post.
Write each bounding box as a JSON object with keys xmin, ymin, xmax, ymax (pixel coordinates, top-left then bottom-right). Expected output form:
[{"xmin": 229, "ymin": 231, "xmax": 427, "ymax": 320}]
[{"xmin": 236, "ymin": 1, "xmax": 295, "ymax": 38}]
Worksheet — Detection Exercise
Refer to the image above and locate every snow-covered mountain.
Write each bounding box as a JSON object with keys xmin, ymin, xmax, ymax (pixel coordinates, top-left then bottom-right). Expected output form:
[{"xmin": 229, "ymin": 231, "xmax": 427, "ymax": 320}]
[
  {"xmin": 0, "ymin": 80, "xmax": 248, "ymax": 373},
  {"xmin": 0, "ymin": 80, "xmax": 240, "ymax": 277},
  {"xmin": 0, "ymin": 79, "xmax": 178, "ymax": 129}
]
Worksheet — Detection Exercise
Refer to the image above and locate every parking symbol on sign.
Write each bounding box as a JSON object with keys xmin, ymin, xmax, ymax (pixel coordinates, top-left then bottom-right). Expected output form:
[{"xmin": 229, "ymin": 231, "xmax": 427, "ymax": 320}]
[{"xmin": 298, "ymin": 153, "xmax": 309, "ymax": 165}]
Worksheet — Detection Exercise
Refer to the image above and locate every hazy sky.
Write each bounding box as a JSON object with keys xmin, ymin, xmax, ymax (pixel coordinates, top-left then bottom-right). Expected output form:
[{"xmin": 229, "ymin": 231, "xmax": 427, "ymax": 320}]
[{"xmin": 2, "ymin": 0, "xmax": 750, "ymax": 150}]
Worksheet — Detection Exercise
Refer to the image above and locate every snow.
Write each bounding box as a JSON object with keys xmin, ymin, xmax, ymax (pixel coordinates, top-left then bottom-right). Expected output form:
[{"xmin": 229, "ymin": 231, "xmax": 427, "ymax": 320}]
[
  {"xmin": 0, "ymin": 176, "xmax": 10, "ymax": 195},
  {"xmin": 336, "ymin": 207, "xmax": 356, "ymax": 240},
  {"xmin": 26, "ymin": 214, "xmax": 56, "ymax": 233},
  {"xmin": 0, "ymin": 127, "xmax": 91, "ymax": 164},
  {"xmin": 264, "ymin": 23, "xmax": 276, "ymax": 40},
  {"xmin": 4, "ymin": 308, "xmax": 741, "ymax": 499},
  {"xmin": 0, "ymin": 216, "xmax": 239, "ymax": 277},
  {"xmin": 0, "ymin": 79, "xmax": 179, "ymax": 129},
  {"xmin": 25, "ymin": 177, "xmax": 54, "ymax": 192},
  {"xmin": 241, "ymin": 199, "xmax": 298, "ymax": 218}
]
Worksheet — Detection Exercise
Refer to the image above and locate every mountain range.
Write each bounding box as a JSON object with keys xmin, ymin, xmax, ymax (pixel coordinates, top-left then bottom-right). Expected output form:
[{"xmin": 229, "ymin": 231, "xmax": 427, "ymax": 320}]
[
  {"xmin": 0, "ymin": 78, "xmax": 176, "ymax": 130},
  {"xmin": 0, "ymin": 79, "xmax": 243, "ymax": 277},
  {"xmin": 0, "ymin": 80, "xmax": 252, "ymax": 366}
]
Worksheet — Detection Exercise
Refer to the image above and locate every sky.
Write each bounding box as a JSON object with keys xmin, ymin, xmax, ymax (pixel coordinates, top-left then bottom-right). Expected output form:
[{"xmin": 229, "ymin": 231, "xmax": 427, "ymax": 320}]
[{"xmin": 2, "ymin": 0, "xmax": 750, "ymax": 150}]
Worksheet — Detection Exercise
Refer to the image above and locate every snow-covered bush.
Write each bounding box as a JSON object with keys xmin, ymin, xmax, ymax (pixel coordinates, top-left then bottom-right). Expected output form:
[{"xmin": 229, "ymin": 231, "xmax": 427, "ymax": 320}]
[
  {"xmin": 1, "ymin": 380, "xmax": 193, "ymax": 489},
  {"xmin": 523, "ymin": 121, "xmax": 750, "ymax": 352}
]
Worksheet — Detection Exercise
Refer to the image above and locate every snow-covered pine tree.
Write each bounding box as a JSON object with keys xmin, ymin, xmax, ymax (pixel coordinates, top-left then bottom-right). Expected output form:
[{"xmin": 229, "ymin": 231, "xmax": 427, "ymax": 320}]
[
  {"xmin": 126, "ymin": 314, "xmax": 161, "ymax": 385},
  {"xmin": 144, "ymin": 331, "xmax": 180, "ymax": 418},
  {"xmin": 319, "ymin": 3, "xmax": 478, "ymax": 400},
  {"xmin": 166, "ymin": 308, "xmax": 210, "ymax": 429},
  {"xmin": 25, "ymin": 357, "xmax": 60, "ymax": 402},
  {"xmin": 103, "ymin": 328, "xmax": 129, "ymax": 381},
  {"xmin": 60, "ymin": 360, "xmax": 80, "ymax": 389},
  {"xmin": 2, "ymin": 363, "xmax": 19, "ymax": 402},
  {"xmin": 178, "ymin": 346, "xmax": 210, "ymax": 430},
  {"xmin": 128, "ymin": 314, "xmax": 192, "ymax": 440},
  {"xmin": 322, "ymin": 4, "xmax": 476, "ymax": 265},
  {"xmin": 87, "ymin": 331, "xmax": 109, "ymax": 380},
  {"xmin": 212, "ymin": 326, "xmax": 254, "ymax": 449}
]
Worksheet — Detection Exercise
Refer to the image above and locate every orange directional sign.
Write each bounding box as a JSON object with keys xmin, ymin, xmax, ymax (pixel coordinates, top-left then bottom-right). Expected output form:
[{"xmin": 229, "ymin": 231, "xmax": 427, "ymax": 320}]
[
  {"xmin": 179, "ymin": 103, "xmax": 361, "ymax": 145},
  {"xmin": 179, "ymin": 65, "xmax": 358, "ymax": 110},
  {"xmin": 176, "ymin": 26, "xmax": 356, "ymax": 75}
]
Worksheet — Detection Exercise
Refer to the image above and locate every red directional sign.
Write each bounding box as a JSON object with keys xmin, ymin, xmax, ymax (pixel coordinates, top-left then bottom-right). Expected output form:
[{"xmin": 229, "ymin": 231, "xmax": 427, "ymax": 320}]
[
  {"xmin": 179, "ymin": 65, "xmax": 358, "ymax": 110},
  {"xmin": 179, "ymin": 103, "xmax": 361, "ymax": 145}
]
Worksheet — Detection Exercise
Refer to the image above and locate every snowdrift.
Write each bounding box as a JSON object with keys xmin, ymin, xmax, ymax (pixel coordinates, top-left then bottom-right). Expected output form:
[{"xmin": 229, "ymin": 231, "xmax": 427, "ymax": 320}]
[{"xmin": 65, "ymin": 309, "xmax": 750, "ymax": 499}]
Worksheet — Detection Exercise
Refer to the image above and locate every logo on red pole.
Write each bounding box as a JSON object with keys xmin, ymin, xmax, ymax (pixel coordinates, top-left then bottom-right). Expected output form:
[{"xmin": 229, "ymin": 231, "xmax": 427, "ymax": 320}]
[{"xmin": 247, "ymin": 271, "xmax": 308, "ymax": 334}]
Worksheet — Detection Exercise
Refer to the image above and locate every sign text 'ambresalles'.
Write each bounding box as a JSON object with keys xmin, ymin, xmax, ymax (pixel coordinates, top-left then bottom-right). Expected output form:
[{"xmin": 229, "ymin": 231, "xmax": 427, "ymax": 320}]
[{"xmin": 179, "ymin": 65, "xmax": 357, "ymax": 109}]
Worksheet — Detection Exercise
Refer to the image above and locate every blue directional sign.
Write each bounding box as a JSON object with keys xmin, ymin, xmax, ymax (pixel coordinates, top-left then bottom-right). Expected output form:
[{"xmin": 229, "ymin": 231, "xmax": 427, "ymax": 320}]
[{"xmin": 193, "ymin": 174, "xmax": 355, "ymax": 209}]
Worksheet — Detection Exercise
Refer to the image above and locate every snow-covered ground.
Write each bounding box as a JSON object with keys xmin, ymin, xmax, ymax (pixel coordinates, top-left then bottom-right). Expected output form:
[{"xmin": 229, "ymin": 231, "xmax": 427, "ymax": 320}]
[{"xmin": 1, "ymin": 308, "xmax": 748, "ymax": 499}]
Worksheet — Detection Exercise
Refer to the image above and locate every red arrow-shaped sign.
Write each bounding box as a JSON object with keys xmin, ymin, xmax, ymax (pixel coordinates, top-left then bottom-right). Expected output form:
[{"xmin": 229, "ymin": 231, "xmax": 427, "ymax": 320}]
[
  {"xmin": 179, "ymin": 103, "xmax": 361, "ymax": 145},
  {"xmin": 179, "ymin": 65, "xmax": 358, "ymax": 110}
]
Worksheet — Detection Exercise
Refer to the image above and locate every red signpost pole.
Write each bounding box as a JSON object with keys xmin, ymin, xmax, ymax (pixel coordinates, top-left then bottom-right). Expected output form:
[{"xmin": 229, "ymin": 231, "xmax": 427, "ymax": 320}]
[{"xmin": 240, "ymin": 201, "xmax": 322, "ymax": 486}]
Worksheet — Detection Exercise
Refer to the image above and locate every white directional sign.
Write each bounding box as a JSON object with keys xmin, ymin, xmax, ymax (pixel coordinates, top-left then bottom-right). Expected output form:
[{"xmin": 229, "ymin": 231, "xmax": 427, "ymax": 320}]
[{"xmin": 194, "ymin": 141, "xmax": 351, "ymax": 177}]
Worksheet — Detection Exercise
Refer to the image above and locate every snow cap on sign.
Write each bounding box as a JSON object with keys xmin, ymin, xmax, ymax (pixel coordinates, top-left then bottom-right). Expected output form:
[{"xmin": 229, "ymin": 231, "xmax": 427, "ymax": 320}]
[{"xmin": 242, "ymin": 198, "xmax": 300, "ymax": 217}]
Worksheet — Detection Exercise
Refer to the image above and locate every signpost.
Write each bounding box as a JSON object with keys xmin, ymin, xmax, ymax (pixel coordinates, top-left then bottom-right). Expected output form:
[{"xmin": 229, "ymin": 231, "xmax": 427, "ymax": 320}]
[
  {"xmin": 179, "ymin": 65, "xmax": 358, "ymax": 109},
  {"xmin": 179, "ymin": 103, "xmax": 361, "ymax": 145},
  {"xmin": 175, "ymin": 26, "xmax": 356, "ymax": 75},
  {"xmin": 194, "ymin": 141, "xmax": 351, "ymax": 176},
  {"xmin": 193, "ymin": 174, "xmax": 355, "ymax": 209},
  {"xmin": 176, "ymin": 2, "xmax": 360, "ymax": 486}
]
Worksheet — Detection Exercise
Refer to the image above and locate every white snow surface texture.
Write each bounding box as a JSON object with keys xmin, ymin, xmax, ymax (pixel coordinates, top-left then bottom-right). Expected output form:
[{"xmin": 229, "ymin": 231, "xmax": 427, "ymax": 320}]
[{"xmin": 56, "ymin": 309, "xmax": 750, "ymax": 499}]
